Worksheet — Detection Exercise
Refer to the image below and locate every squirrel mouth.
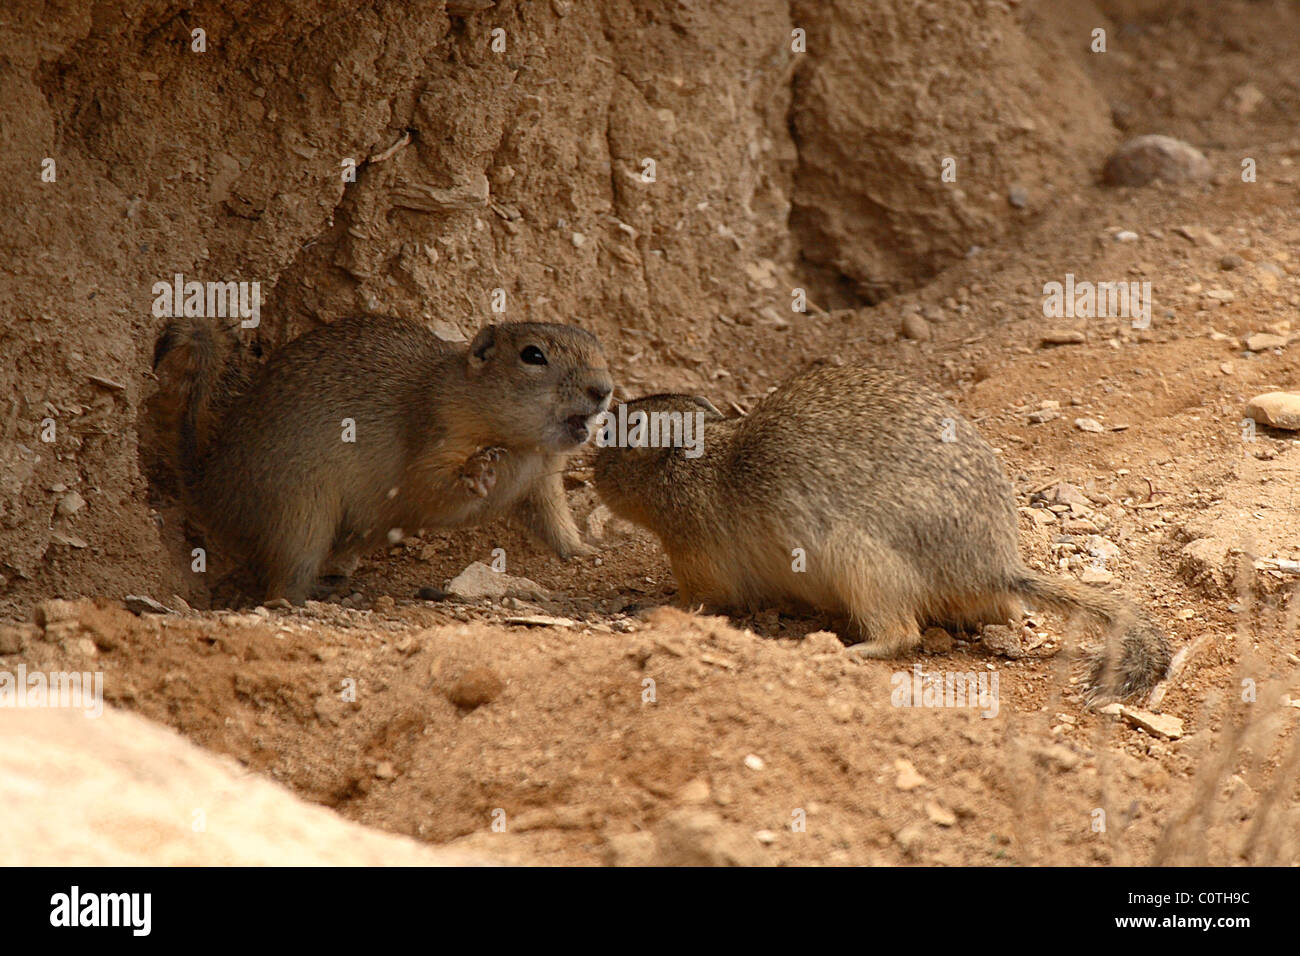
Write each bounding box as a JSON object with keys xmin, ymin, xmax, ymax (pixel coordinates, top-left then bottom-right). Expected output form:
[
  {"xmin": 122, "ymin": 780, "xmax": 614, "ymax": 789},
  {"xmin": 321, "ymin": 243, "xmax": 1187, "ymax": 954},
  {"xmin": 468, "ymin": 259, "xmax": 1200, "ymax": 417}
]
[{"xmin": 564, "ymin": 414, "xmax": 592, "ymax": 445}]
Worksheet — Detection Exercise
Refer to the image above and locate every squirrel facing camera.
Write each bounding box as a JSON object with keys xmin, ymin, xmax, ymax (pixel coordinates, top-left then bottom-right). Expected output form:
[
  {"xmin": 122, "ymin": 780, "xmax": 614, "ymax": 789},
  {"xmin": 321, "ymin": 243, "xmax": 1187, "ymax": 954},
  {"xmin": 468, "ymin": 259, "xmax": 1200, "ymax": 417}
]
[{"xmin": 151, "ymin": 314, "xmax": 612, "ymax": 605}]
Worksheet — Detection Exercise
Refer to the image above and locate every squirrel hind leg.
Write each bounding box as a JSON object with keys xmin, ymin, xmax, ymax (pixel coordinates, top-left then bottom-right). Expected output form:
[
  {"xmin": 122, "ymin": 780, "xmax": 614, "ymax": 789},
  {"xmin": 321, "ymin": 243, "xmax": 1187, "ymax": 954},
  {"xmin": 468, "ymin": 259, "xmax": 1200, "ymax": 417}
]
[
  {"xmin": 258, "ymin": 526, "xmax": 335, "ymax": 606},
  {"xmin": 844, "ymin": 612, "xmax": 922, "ymax": 659},
  {"xmin": 818, "ymin": 527, "xmax": 924, "ymax": 658},
  {"xmin": 932, "ymin": 589, "xmax": 1025, "ymax": 633},
  {"xmin": 263, "ymin": 559, "xmax": 324, "ymax": 606}
]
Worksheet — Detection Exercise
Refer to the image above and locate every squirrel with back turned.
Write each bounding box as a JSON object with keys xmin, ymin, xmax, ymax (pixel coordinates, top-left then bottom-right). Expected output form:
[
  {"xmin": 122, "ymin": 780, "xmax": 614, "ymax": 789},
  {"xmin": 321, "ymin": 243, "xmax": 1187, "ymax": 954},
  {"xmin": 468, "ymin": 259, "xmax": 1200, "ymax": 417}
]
[{"xmin": 593, "ymin": 365, "xmax": 1171, "ymax": 700}]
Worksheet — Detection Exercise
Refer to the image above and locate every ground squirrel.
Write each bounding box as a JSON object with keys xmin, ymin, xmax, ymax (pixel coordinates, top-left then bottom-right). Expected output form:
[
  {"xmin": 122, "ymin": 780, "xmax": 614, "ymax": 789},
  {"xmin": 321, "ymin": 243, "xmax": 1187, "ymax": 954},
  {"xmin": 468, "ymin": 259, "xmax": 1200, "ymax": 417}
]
[
  {"xmin": 153, "ymin": 315, "xmax": 613, "ymax": 604},
  {"xmin": 593, "ymin": 365, "xmax": 1171, "ymax": 700}
]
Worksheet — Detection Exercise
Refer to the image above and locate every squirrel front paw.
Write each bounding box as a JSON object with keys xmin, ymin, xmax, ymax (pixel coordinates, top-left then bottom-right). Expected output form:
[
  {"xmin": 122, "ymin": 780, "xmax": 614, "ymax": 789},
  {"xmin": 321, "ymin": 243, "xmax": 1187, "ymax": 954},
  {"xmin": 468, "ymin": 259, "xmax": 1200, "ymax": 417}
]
[{"xmin": 459, "ymin": 446, "xmax": 507, "ymax": 498}]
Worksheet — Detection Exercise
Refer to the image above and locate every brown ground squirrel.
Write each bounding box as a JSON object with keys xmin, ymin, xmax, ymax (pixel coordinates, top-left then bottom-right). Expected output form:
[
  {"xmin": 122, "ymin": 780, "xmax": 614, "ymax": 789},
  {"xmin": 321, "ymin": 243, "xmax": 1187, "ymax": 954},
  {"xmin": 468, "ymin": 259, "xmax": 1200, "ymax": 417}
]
[
  {"xmin": 153, "ymin": 315, "xmax": 613, "ymax": 604},
  {"xmin": 593, "ymin": 365, "xmax": 1171, "ymax": 700}
]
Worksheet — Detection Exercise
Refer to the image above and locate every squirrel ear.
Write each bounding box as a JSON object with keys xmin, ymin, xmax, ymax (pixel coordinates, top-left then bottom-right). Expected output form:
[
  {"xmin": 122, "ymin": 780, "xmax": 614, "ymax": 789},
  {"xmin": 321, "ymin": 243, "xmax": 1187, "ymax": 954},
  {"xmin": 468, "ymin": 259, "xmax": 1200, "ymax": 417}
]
[{"xmin": 468, "ymin": 325, "xmax": 497, "ymax": 365}]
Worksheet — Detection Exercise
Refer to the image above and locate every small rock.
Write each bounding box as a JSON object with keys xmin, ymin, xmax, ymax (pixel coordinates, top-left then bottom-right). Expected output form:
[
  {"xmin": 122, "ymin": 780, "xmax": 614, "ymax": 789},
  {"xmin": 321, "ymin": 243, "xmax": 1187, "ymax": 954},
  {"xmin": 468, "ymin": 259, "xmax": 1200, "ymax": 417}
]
[
  {"xmin": 35, "ymin": 599, "xmax": 81, "ymax": 628},
  {"xmin": 446, "ymin": 562, "xmax": 548, "ymax": 602},
  {"xmin": 56, "ymin": 492, "xmax": 86, "ymax": 516},
  {"xmin": 505, "ymin": 614, "xmax": 577, "ymax": 628},
  {"xmin": 1219, "ymin": 253, "xmax": 1244, "ymax": 271},
  {"xmin": 374, "ymin": 761, "xmax": 397, "ymax": 780},
  {"xmin": 1102, "ymin": 134, "xmax": 1211, "ymax": 187},
  {"xmin": 1173, "ymin": 225, "xmax": 1222, "ymax": 248},
  {"xmin": 73, "ymin": 637, "xmax": 98, "ymax": 657},
  {"xmin": 827, "ymin": 699, "xmax": 855, "ymax": 722},
  {"xmin": 1245, "ymin": 392, "xmax": 1300, "ymax": 430},
  {"xmin": 754, "ymin": 829, "xmax": 778, "ymax": 845},
  {"xmin": 446, "ymin": 666, "xmax": 504, "ymax": 710},
  {"xmin": 743, "ymin": 754, "xmax": 765, "ymax": 772},
  {"xmin": 124, "ymin": 594, "xmax": 173, "ymax": 616},
  {"xmin": 894, "ymin": 758, "xmax": 926, "ymax": 791},
  {"xmin": 1080, "ymin": 567, "xmax": 1114, "ymax": 585},
  {"xmin": 1244, "ymin": 332, "xmax": 1286, "ymax": 352},
  {"xmin": 584, "ymin": 504, "xmax": 614, "ymax": 543},
  {"xmin": 87, "ymin": 374, "xmax": 126, "ymax": 392},
  {"xmin": 1179, "ymin": 537, "xmax": 1230, "ymax": 591},
  {"xmin": 1007, "ymin": 185, "xmax": 1028, "ymax": 208},
  {"xmin": 1074, "ymin": 417, "xmax": 1105, "ymax": 433},
  {"xmin": 979, "ymin": 624, "xmax": 1023, "ymax": 658},
  {"xmin": 920, "ymin": 626, "xmax": 954, "ymax": 654},
  {"xmin": 1113, "ymin": 230, "xmax": 1139, "ymax": 242},
  {"xmin": 925, "ymin": 802, "xmax": 957, "ymax": 827},
  {"xmin": 1062, "ymin": 517, "xmax": 1100, "ymax": 534},
  {"xmin": 1040, "ymin": 330, "xmax": 1086, "ymax": 346},
  {"xmin": 1048, "ymin": 482, "xmax": 1092, "ymax": 509},
  {"xmin": 901, "ymin": 313, "xmax": 931, "ymax": 341},
  {"xmin": 893, "ymin": 822, "xmax": 926, "ymax": 856},
  {"xmin": 1230, "ymin": 81, "xmax": 1264, "ymax": 116},
  {"xmin": 1119, "ymin": 706, "xmax": 1184, "ymax": 739},
  {"xmin": 1027, "ymin": 409, "xmax": 1060, "ymax": 424},
  {"xmin": 1085, "ymin": 536, "xmax": 1122, "ymax": 563}
]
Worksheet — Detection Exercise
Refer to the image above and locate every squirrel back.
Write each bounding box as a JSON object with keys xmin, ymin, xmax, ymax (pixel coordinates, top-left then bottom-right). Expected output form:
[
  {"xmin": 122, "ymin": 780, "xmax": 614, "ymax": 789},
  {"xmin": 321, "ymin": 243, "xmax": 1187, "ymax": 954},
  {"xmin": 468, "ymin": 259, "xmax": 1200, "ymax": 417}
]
[{"xmin": 594, "ymin": 366, "xmax": 1171, "ymax": 701}]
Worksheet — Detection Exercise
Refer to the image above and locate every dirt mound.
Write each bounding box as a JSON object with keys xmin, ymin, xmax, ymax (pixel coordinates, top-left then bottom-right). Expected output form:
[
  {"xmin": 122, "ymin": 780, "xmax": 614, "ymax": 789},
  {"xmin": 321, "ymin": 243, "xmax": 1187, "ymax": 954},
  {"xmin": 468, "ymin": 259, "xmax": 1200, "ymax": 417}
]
[
  {"xmin": 0, "ymin": 706, "xmax": 494, "ymax": 865},
  {"xmin": 6, "ymin": 597, "xmax": 1297, "ymax": 865}
]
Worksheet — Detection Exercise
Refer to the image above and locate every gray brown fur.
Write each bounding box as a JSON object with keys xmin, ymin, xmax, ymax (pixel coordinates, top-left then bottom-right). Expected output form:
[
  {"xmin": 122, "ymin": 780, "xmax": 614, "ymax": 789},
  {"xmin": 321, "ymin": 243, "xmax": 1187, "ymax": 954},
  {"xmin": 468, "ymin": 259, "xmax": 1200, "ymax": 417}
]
[
  {"xmin": 153, "ymin": 315, "xmax": 612, "ymax": 604},
  {"xmin": 594, "ymin": 365, "xmax": 1171, "ymax": 700}
]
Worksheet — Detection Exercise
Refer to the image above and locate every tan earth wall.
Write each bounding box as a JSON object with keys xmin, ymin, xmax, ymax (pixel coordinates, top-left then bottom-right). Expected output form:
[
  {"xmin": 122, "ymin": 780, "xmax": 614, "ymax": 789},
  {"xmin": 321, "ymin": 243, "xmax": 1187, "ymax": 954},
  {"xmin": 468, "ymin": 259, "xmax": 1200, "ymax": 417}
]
[{"xmin": 0, "ymin": 0, "xmax": 1117, "ymax": 618}]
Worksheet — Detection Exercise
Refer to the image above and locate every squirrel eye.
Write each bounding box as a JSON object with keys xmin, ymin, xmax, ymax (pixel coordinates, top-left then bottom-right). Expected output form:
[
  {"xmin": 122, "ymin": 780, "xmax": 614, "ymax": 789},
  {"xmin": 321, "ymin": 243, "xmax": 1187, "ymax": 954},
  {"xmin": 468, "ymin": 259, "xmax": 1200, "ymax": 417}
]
[{"xmin": 520, "ymin": 345, "xmax": 548, "ymax": 366}]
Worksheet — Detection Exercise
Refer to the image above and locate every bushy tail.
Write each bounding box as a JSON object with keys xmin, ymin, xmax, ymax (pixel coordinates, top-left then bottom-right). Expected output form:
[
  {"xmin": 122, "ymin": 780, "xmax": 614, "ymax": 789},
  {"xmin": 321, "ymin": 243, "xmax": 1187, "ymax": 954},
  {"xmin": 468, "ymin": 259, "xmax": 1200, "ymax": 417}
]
[
  {"xmin": 1010, "ymin": 571, "xmax": 1172, "ymax": 702},
  {"xmin": 152, "ymin": 319, "xmax": 247, "ymax": 488}
]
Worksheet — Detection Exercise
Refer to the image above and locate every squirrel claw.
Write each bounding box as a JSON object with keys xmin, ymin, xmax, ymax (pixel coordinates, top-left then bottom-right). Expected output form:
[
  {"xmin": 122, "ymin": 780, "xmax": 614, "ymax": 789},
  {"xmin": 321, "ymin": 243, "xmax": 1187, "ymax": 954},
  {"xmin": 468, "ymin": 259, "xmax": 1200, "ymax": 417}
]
[{"xmin": 459, "ymin": 446, "xmax": 507, "ymax": 498}]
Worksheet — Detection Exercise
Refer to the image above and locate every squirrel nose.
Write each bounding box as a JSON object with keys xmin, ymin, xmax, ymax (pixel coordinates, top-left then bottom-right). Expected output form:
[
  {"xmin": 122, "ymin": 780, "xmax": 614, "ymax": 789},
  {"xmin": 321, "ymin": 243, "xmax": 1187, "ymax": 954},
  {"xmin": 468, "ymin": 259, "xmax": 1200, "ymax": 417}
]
[{"xmin": 588, "ymin": 383, "xmax": 612, "ymax": 405}]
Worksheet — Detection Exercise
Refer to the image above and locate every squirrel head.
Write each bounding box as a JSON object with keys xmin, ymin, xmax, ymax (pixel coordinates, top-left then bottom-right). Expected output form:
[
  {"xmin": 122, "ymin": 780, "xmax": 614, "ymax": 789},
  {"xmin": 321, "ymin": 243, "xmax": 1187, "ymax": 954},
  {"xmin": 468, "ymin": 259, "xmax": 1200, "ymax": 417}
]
[
  {"xmin": 464, "ymin": 322, "xmax": 614, "ymax": 452},
  {"xmin": 592, "ymin": 393, "xmax": 726, "ymax": 528}
]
